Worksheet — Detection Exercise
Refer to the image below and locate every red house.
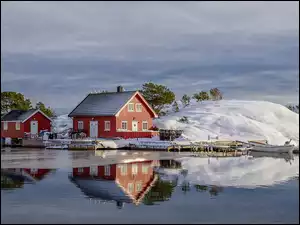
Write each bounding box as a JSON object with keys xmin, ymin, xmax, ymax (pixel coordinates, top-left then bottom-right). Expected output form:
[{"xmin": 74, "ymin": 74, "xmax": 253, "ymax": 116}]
[
  {"xmin": 68, "ymin": 86, "xmax": 159, "ymax": 139},
  {"xmin": 1, "ymin": 109, "xmax": 52, "ymax": 139},
  {"xmin": 69, "ymin": 160, "xmax": 159, "ymax": 206}
]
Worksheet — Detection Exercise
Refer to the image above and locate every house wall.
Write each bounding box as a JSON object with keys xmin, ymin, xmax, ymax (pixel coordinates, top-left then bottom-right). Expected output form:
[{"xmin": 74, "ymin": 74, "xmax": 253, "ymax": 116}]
[
  {"xmin": 72, "ymin": 116, "xmax": 116, "ymax": 138},
  {"xmin": 1, "ymin": 121, "xmax": 24, "ymax": 138},
  {"xmin": 116, "ymin": 94, "xmax": 154, "ymax": 132},
  {"xmin": 23, "ymin": 111, "xmax": 51, "ymax": 134}
]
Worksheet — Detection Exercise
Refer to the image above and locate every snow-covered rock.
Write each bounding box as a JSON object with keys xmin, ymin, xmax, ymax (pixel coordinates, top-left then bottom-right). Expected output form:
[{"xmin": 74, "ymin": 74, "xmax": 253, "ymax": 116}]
[{"xmin": 154, "ymin": 100, "xmax": 299, "ymax": 146}]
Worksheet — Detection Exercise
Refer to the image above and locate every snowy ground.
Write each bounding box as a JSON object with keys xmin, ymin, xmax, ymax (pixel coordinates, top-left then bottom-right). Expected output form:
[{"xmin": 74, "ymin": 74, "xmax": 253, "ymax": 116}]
[
  {"xmin": 155, "ymin": 100, "xmax": 299, "ymax": 146},
  {"xmin": 52, "ymin": 100, "xmax": 299, "ymax": 147}
]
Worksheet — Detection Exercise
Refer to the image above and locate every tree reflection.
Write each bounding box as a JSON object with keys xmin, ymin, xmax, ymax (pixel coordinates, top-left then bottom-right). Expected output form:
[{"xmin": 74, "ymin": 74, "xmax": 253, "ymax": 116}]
[
  {"xmin": 143, "ymin": 177, "xmax": 176, "ymax": 205},
  {"xmin": 1, "ymin": 175, "xmax": 24, "ymax": 190}
]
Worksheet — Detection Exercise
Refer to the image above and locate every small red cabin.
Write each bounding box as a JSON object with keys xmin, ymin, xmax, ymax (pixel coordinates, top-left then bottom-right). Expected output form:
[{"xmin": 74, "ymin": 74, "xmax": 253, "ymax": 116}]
[
  {"xmin": 68, "ymin": 86, "xmax": 159, "ymax": 139},
  {"xmin": 1, "ymin": 109, "xmax": 52, "ymax": 139}
]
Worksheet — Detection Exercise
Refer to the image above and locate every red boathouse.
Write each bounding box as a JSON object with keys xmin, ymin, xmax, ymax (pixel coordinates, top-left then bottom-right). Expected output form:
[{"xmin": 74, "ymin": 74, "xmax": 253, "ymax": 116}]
[
  {"xmin": 68, "ymin": 86, "xmax": 159, "ymax": 139},
  {"xmin": 1, "ymin": 109, "xmax": 52, "ymax": 139}
]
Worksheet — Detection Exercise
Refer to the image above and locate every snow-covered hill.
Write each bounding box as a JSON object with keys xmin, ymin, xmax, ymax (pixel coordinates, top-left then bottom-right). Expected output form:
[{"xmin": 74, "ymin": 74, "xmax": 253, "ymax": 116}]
[
  {"xmin": 52, "ymin": 100, "xmax": 299, "ymax": 146},
  {"xmin": 154, "ymin": 100, "xmax": 299, "ymax": 146}
]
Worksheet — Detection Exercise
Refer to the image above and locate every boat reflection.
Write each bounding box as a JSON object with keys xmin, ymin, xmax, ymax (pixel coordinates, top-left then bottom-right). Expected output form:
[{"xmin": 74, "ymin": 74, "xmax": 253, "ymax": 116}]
[
  {"xmin": 1, "ymin": 168, "xmax": 55, "ymax": 190},
  {"xmin": 249, "ymin": 151, "xmax": 295, "ymax": 163}
]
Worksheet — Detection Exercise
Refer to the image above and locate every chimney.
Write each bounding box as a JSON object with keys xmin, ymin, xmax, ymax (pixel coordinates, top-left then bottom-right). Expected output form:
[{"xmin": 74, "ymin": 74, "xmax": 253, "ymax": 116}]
[{"xmin": 117, "ymin": 86, "xmax": 124, "ymax": 92}]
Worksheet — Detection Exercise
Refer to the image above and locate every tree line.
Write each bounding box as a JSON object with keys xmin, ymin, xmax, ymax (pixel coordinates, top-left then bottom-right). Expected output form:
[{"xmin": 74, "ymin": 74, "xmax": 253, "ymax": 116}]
[
  {"xmin": 1, "ymin": 92, "xmax": 55, "ymax": 117},
  {"xmin": 140, "ymin": 82, "xmax": 223, "ymax": 115}
]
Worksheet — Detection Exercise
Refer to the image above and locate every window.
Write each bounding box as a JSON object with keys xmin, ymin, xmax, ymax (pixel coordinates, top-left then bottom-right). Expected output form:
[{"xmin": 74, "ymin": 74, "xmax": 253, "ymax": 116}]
[
  {"xmin": 128, "ymin": 103, "xmax": 134, "ymax": 112},
  {"xmin": 136, "ymin": 182, "xmax": 142, "ymax": 192},
  {"xmin": 90, "ymin": 166, "xmax": 98, "ymax": 176},
  {"xmin": 142, "ymin": 164, "xmax": 149, "ymax": 174},
  {"xmin": 120, "ymin": 164, "xmax": 127, "ymax": 176},
  {"xmin": 104, "ymin": 165, "xmax": 111, "ymax": 176},
  {"xmin": 78, "ymin": 168, "xmax": 84, "ymax": 173},
  {"xmin": 132, "ymin": 164, "xmax": 138, "ymax": 175},
  {"xmin": 136, "ymin": 103, "xmax": 142, "ymax": 112},
  {"xmin": 121, "ymin": 121, "xmax": 128, "ymax": 130},
  {"xmin": 104, "ymin": 121, "xmax": 110, "ymax": 131},
  {"xmin": 128, "ymin": 183, "xmax": 134, "ymax": 193},
  {"xmin": 3, "ymin": 122, "xmax": 8, "ymax": 130},
  {"xmin": 78, "ymin": 121, "xmax": 83, "ymax": 130},
  {"xmin": 142, "ymin": 121, "xmax": 148, "ymax": 131},
  {"xmin": 15, "ymin": 122, "xmax": 20, "ymax": 130}
]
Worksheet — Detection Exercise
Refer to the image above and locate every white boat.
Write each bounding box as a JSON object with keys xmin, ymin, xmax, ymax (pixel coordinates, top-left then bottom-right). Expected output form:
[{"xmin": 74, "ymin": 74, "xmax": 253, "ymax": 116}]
[{"xmin": 249, "ymin": 139, "xmax": 295, "ymax": 153}]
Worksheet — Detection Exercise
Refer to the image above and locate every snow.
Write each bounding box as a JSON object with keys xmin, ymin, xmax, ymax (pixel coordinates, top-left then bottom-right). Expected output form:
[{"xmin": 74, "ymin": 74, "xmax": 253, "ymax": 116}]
[
  {"xmin": 52, "ymin": 100, "xmax": 299, "ymax": 147},
  {"xmin": 156, "ymin": 156, "xmax": 299, "ymax": 188},
  {"xmin": 51, "ymin": 114, "xmax": 73, "ymax": 134},
  {"xmin": 154, "ymin": 100, "xmax": 299, "ymax": 146}
]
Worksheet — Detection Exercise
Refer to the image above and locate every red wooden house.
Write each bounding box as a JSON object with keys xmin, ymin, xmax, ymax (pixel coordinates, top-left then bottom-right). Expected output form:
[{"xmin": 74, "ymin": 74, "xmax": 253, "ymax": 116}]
[
  {"xmin": 68, "ymin": 86, "xmax": 159, "ymax": 139},
  {"xmin": 69, "ymin": 160, "xmax": 160, "ymax": 206},
  {"xmin": 1, "ymin": 109, "xmax": 52, "ymax": 139}
]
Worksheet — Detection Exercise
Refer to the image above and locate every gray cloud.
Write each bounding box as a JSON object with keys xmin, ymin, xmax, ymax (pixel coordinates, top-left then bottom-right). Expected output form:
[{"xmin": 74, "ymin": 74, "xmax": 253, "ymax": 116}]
[{"xmin": 1, "ymin": 1, "xmax": 299, "ymax": 113}]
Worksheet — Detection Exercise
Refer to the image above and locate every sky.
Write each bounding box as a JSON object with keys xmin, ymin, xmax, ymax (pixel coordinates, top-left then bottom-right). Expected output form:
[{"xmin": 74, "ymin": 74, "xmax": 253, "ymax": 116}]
[{"xmin": 1, "ymin": 1, "xmax": 299, "ymax": 114}]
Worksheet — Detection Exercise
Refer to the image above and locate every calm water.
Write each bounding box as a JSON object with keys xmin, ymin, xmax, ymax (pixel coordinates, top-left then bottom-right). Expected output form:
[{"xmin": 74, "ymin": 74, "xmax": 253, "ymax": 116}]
[{"xmin": 1, "ymin": 148, "xmax": 299, "ymax": 224}]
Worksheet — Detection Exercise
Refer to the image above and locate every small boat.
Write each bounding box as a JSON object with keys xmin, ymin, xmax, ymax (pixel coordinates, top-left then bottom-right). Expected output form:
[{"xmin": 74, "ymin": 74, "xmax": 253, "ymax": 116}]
[{"xmin": 249, "ymin": 139, "xmax": 295, "ymax": 153}]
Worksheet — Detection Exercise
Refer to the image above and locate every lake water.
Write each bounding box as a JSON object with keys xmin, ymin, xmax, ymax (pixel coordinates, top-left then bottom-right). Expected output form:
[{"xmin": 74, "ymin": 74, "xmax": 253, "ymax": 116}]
[{"xmin": 1, "ymin": 148, "xmax": 299, "ymax": 224}]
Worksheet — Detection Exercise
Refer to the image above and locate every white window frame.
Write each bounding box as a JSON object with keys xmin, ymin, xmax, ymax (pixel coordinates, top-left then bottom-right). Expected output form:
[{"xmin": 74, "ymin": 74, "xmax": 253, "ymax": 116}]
[
  {"xmin": 3, "ymin": 122, "xmax": 8, "ymax": 130},
  {"xmin": 78, "ymin": 167, "xmax": 84, "ymax": 173},
  {"xmin": 136, "ymin": 103, "xmax": 142, "ymax": 112},
  {"xmin": 132, "ymin": 164, "xmax": 138, "ymax": 175},
  {"xmin": 121, "ymin": 121, "xmax": 128, "ymax": 130},
  {"xmin": 142, "ymin": 121, "xmax": 148, "ymax": 131},
  {"xmin": 15, "ymin": 122, "xmax": 20, "ymax": 130},
  {"xmin": 104, "ymin": 165, "xmax": 111, "ymax": 176},
  {"xmin": 120, "ymin": 164, "xmax": 127, "ymax": 176},
  {"xmin": 128, "ymin": 183, "xmax": 134, "ymax": 193},
  {"xmin": 142, "ymin": 164, "xmax": 149, "ymax": 174},
  {"xmin": 128, "ymin": 103, "xmax": 134, "ymax": 112},
  {"xmin": 136, "ymin": 182, "xmax": 142, "ymax": 192},
  {"xmin": 104, "ymin": 121, "xmax": 110, "ymax": 131},
  {"xmin": 78, "ymin": 121, "xmax": 84, "ymax": 130}
]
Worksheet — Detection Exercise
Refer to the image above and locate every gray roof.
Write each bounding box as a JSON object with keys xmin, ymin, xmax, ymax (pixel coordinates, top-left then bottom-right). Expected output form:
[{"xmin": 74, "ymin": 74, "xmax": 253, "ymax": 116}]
[
  {"xmin": 69, "ymin": 177, "xmax": 133, "ymax": 203},
  {"xmin": 68, "ymin": 91, "xmax": 136, "ymax": 117},
  {"xmin": 1, "ymin": 109, "xmax": 37, "ymax": 121}
]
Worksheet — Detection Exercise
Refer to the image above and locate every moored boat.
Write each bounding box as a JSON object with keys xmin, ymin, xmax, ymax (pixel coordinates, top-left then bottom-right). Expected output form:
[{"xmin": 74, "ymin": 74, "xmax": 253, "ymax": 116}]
[{"xmin": 249, "ymin": 139, "xmax": 295, "ymax": 153}]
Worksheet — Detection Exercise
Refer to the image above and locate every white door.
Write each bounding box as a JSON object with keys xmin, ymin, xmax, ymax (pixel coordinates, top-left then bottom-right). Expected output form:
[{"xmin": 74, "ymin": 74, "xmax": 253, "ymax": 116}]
[
  {"xmin": 30, "ymin": 121, "xmax": 38, "ymax": 135},
  {"xmin": 89, "ymin": 121, "xmax": 98, "ymax": 138},
  {"xmin": 132, "ymin": 121, "xmax": 138, "ymax": 132}
]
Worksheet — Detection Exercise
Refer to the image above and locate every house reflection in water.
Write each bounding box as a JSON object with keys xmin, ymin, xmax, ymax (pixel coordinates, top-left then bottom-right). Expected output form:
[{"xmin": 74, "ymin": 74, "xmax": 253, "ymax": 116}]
[
  {"xmin": 1, "ymin": 168, "xmax": 55, "ymax": 190},
  {"xmin": 69, "ymin": 160, "xmax": 161, "ymax": 208}
]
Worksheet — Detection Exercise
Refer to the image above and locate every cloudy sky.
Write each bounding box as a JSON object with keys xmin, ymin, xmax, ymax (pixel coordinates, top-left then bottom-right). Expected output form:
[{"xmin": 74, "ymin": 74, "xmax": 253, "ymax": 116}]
[{"xmin": 1, "ymin": 1, "xmax": 299, "ymax": 113}]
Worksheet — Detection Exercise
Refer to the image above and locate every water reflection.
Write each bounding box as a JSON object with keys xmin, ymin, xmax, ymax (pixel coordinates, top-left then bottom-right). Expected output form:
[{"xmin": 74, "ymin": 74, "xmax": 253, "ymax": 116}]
[
  {"xmin": 1, "ymin": 168, "xmax": 56, "ymax": 190},
  {"xmin": 69, "ymin": 159, "xmax": 160, "ymax": 208}
]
